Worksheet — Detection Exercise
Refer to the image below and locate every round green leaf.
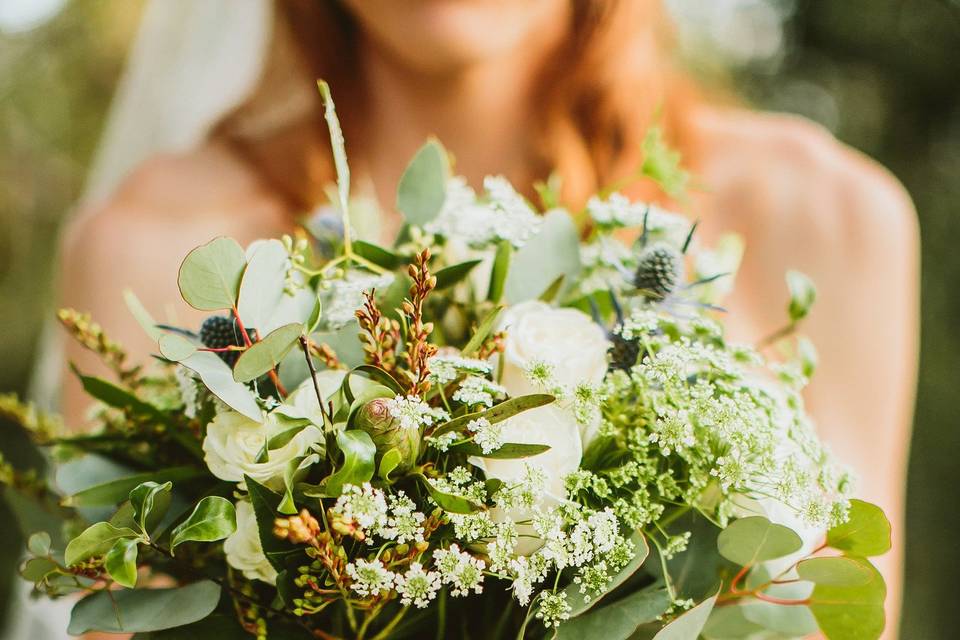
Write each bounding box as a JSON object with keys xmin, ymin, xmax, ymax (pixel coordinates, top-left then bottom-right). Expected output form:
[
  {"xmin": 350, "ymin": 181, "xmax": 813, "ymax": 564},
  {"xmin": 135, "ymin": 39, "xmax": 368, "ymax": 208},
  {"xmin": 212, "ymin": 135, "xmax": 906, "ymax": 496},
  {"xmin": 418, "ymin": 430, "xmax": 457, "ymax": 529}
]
[
  {"xmin": 378, "ymin": 448, "xmax": 403, "ymax": 481},
  {"xmin": 555, "ymin": 585, "xmax": 670, "ymax": 639},
  {"xmin": 396, "ymin": 139, "xmax": 450, "ymax": 225},
  {"xmin": 27, "ymin": 532, "xmax": 51, "ymax": 557},
  {"xmin": 237, "ymin": 239, "xmax": 289, "ymax": 331},
  {"xmin": 415, "ymin": 474, "xmax": 482, "ymax": 514},
  {"xmin": 20, "ymin": 557, "xmax": 58, "ymax": 583},
  {"xmin": 158, "ymin": 334, "xmax": 197, "ymax": 361},
  {"xmin": 170, "ymin": 496, "xmax": 237, "ymax": 551},
  {"xmin": 798, "ymin": 556, "xmax": 874, "ymax": 586},
  {"xmin": 233, "ymin": 323, "xmax": 304, "ymax": 383},
  {"xmin": 177, "ymin": 237, "xmax": 247, "ymax": 311},
  {"xmin": 810, "ymin": 558, "xmax": 886, "ymax": 640},
  {"xmin": 67, "ymin": 581, "xmax": 221, "ymax": 634},
  {"xmin": 826, "ymin": 500, "xmax": 891, "ymax": 557},
  {"xmin": 504, "ymin": 210, "xmax": 581, "ymax": 304},
  {"xmin": 178, "ymin": 351, "xmax": 262, "ymax": 421},
  {"xmin": 105, "ymin": 537, "xmax": 139, "ymax": 588},
  {"xmin": 65, "ymin": 522, "xmax": 139, "ymax": 566},
  {"xmin": 717, "ymin": 516, "xmax": 803, "ymax": 567}
]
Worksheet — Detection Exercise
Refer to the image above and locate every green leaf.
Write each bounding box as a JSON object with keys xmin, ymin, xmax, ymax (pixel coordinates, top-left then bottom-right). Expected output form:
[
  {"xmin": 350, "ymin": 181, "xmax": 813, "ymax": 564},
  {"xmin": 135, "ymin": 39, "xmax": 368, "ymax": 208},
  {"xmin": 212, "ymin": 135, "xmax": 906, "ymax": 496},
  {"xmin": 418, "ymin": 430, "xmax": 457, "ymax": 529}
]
[
  {"xmin": 170, "ymin": 496, "xmax": 237, "ymax": 551},
  {"xmin": 786, "ymin": 270, "xmax": 817, "ymax": 322},
  {"xmin": 324, "ymin": 430, "xmax": 377, "ymax": 497},
  {"xmin": 158, "ymin": 334, "xmax": 197, "ymax": 361},
  {"xmin": 379, "ymin": 448, "xmax": 403, "ymax": 481},
  {"xmin": 415, "ymin": 474, "xmax": 483, "ymax": 514},
  {"xmin": 809, "ymin": 557, "xmax": 886, "ymax": 640},
  {"xmin": 640, "ymin": 124, "xmax": 689, "ymax": 199},
  {"xmin": 396, "ymin": 138, "xmax": 450, "ymax": 225},
  {"xmin": 129, "ymin": 481, "xmax": 173, "ymax": 534},
  {"xmin": 701, "ymin": 605, "xmax": 764, "ymax": 639},
  {"xmin": 826, "ymin": 500, "xmax": 891, "ymax": 557},
  {"xmin": 537, "ymin": 275, "xmax": 565, "ymax": 303},
  {"xmin": 20, "ymin": 556, "xmax": 59, "ymax": 583},
  {"xmin": 432, "ymin": 394, "xmax": 555, "ymax": 437},
  {"xmin": 717, "ymin": 516, "xmax": 803, "ymax": 566},
  {"xmin": 652, "ymin": 592, "xmax": 719, "ymax": 640},
  {"xmin": 130, "ymin": 614, "xmax": 248, "ymax": 639},
  {"xmin": 233, "ymin": 322, "xmax": 304, "ymax": 383},
  {"xmin": 28, "ymin": 532, "xmax": 51, "ymax": 556},
  {"xmin": 434, "ymin": 259, "xmax": 483, "ymax": 290},
  {"xmin": 244, "ymin": 475, "xmax": 297, "ymax": 571},
  {"xmin": 797, "ymin": 556, "xmax": 874, "ymax": 586},
  {"xmin": 353, "ymin": 240, "xmax": 403, "ymax": 270},
  {"xmin": 555, "ymin": 585, "xmax": 671, "ymax": 640},
  {"xmin": 124, "ymin": 289, "xmax": 162, "ymax": 341},
  {"xmin": 238, "ymin": 239, "xmax": 289, "ymax": 332},
  {"xmin": 350, "ymin": 364, "xmax": 405, "ymax": 396},
  {"xmin": 64, "ymin": 467, "xmax": 202, "ymax": 507},
  {"xmin": 104, "ymin": 537, "xmax": 139, "ymax": 588},
  {"xmin": 317, "ymin": 80, "xmax": 352, "ymax": 222},
  {"xmin": 177, "ymin": 237, "xmax": 247, "ymax": 311},
  {"xmin": 453, "ymin": 442, "xmax": 550, "ymax": 459},
  {"xmin": 461, "ymin": 306, "xmax": 503, "ymax": 357},
  {"xmin": 741, "ymin": 580, "xmax": 818, "ymax": 637},
  {"xmin": 488, "ymin": 240, "xmax": 511, "ymax": 303},
  {"xmin": 504, "ymin": 210, "xmax": 580, "ymax": 304},
  {"xmin": 564, "ymin": 532, "xmax": 650, "ymax": 618},
  {"xmin": 65, "ymin": 522, "xmax": 139, "ymax": 566},
  {"xmin": 68, "ymin": 581, "xmax": 221, "ymax": 634},
  {"xmin": 71, "ymin": 367, "xmax": 166, "ymax": 420},
  {"xmin": 178, "ymin": 350, "xmax": 262, "ymax": 420}
]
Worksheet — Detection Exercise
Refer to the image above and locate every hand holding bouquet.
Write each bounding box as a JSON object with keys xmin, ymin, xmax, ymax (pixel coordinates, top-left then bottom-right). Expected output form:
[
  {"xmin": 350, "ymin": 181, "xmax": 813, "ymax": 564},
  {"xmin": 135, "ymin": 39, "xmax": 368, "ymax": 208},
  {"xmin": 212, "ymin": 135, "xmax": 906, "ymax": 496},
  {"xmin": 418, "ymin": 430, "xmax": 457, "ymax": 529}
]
[{"xmin": 3, "ymin": 83, "xmax": 891, "ymax": 640}]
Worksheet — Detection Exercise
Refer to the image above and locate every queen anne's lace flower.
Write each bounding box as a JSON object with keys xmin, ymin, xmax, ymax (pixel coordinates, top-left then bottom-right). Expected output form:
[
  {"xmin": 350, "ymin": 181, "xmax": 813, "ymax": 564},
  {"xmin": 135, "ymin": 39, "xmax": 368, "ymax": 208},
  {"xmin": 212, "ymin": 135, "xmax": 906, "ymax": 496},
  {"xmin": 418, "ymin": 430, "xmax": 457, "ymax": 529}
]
[
  {"xmin": 469, "ymin": 417, "xmax": 504, "ymax": 455},
  {"xmin": 346, "ymin": 559, "xmax": 395, "ymax": 598},
  {"xmin": 428, "ymin": 354, "xmax": 492, "ymax": 385},
  {"xmin": 324, "ymin": 271, "xmax": 395, "ymax": 329},
  {"xmin": 394, "ymin": 563, "xmax": 441, "ymax": 608},
  {"xmin": 536, "ymin": 591, "xmax": 572, "ymax": 628},
  {"xmin": 434, "ymin": 545, "xmax": 486, "ymax": 596},
  {"xmin": 385, "ymin": 395, "xmax": 448, "ymax": 431},
  {"xmin": 331, "ymin": 483, "xmax": 388, "ymax": 533},
  {"xmin": 452, "ymin": 376, "xmax": 506, "ymax": 408},
  {"xmin": 380, "ymin": 492, "xmax": 426, "ymax": 544}
]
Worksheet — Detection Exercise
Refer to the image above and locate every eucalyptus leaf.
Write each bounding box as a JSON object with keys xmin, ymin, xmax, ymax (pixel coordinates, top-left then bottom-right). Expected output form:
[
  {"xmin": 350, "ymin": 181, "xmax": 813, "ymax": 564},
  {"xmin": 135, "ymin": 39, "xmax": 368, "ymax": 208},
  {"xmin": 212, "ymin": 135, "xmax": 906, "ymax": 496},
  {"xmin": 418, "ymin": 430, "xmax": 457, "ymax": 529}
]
[
  {"xmin": 563, "ymin": 531, "xmax": 649, "ymax": 618},
  {"xmin": 104, "ymin": 537, "xmax": 139, "ymax": 588},
  {"xmin": 717, "ymin": 516, "xmax": 803, "ymax": 567},
  {"xmin": 488, "ymin": 240, "xmax": 511, "ymax": 303},
  {"xmin": 432, "ymin": 394, "xmax": 555, "ymax": 437},
  {"xmin": 555, "ymin": 585, "xmax": 670, "ymax": 640},
  {"xmin": 503, "ymin": 210, "xmax": 581, "ymax": 304},
  {"xmin": 797, "ymin": 556, "xmax": 873, "ymax": 586},
  {"xmin": 397, "ymin": 139, "xmax": 450, "ymax": 225},
  {"xmin": 178, "ymin": 350, "xmax": 262, "ymax": 420},
  {"xmin": 65, "ymin": 522, "xmax": 139, "ymax": 566},
  {"xmin": 237, "ymin": 239, "xmax": 289, "ymax": 331},
  {"xmin": 435, "ymin": 259, "xmax": 483, "ymax": 290},
  {"xmin": 809, "ymin": 557, "xmax": 886, "ymax": 640},
  {"xmin": 177, "ymin": 237, "xmax": 247, "ymax": 311},
  {"xmin": 741, "ymin": 580, "xmax": 817, "ymax": 636},
  {"xmin": 323, "ymin": 430, "xmax": 377, "ymax": 497},
  {"xmin": 415, "ymin": 474, "xmax": 482, "ymax": 514},
  {"xmin": 233, "ymin": 322, "xmax": 304, "ymax": 383},
  {"xmin": 701, "ymin": 605, "xmax": 764, "ymax": 640},
  {"xmin": 170, "ymin": 496, "xmax": 237, "ymax": 551},
  {"xmin": 652, "ymin": 592, "xmax": 718, "ymax": 640},
  {"xmin": 20, "ymin": 556, "xmax": 58, "ymax": 583},
  {"xmin": 67, "ymin": 580, "xmax": 221, "ymax": 634},
  {"xmin": 28, "ymin": 532, "xmax": 51, "ymax": 557},
  {"xmin": 453, "ymin": 442, "xmax": 550, "ymax": 459},
  {"xmin": 826, "ymin": 499, "xmax": 891, "ymax": 557},
  {"xmin": 124, "ymin": 289, "xmax": 162, "ymax": 341},
  {"xmin": 129, "ymin": 481, "xmax": 173, "ymax": 534},
  {"xmin": 158, "ymin": 334, "xmax": 197, "ymax": 361}
]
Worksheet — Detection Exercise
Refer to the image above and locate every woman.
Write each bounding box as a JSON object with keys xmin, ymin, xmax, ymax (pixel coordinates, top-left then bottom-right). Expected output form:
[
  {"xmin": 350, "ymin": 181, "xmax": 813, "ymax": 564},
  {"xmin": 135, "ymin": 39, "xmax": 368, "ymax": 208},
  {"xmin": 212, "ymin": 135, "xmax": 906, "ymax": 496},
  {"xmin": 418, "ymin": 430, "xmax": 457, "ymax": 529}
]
[{"xmin": 60, "ymin": 1, "xmax": 917, "ymax": 636}]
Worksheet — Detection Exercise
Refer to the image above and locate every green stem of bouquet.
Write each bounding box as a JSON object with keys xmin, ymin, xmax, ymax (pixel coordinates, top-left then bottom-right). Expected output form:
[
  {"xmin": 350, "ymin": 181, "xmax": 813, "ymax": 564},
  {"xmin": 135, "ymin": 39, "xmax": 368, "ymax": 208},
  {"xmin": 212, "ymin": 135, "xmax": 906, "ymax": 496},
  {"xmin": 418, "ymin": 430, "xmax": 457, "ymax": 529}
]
[{"xmin": 368, "ymin": 605, "xmax": 409, "ymax": 640}]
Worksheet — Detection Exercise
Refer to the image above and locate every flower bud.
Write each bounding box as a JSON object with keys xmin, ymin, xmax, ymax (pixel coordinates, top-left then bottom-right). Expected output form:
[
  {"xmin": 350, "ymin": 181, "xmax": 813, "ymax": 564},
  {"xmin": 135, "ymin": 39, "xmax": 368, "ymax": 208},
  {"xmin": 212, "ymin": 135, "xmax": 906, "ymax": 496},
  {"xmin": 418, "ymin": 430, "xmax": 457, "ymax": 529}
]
[{"xmin": 355, "ymin": 398, "xmax": 420, "ymax": 471}]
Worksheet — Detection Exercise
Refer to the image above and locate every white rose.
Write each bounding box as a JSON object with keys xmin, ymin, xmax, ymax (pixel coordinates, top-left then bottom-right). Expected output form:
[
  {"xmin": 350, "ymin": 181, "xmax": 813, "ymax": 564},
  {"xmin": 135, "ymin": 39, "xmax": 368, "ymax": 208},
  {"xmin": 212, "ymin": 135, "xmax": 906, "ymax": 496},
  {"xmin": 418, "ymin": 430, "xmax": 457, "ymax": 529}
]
[
  {"xmin": 498, "ymin": 301, "xmax": 610, "ymax": 397},
  {"xmin": 275, "ymin": 370, "xmax": 347, "ymax": 426},
  {"xmin": 224, "ymin": 500, "xmax": 277, "ymax": 584},
  {"xmin": 203, "ymin": 411, "xmax": 322, "ymax": 490}
]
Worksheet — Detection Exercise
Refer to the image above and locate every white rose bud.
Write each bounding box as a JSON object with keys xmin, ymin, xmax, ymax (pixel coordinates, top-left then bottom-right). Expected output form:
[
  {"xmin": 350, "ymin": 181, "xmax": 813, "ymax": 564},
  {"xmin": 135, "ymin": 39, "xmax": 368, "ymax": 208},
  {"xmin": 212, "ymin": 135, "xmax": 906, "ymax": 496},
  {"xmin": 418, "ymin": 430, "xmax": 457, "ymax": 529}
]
[
  {"xmin": 274, "ymin": 369, "xmax": 347, "ymax": 426},
  {"xmin": 224, "ymin": 500, "xmax": 277, "ymax": 584}
]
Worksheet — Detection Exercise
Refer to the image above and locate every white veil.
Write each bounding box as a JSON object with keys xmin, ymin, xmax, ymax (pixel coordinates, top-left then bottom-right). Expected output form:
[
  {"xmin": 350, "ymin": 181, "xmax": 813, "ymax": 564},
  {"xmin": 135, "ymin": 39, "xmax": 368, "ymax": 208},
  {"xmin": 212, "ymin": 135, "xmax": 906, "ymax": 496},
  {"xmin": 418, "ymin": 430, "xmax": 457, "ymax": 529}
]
[{"xmin": 9, "ymin": 3, "xmax": 277, "ymax": 638}]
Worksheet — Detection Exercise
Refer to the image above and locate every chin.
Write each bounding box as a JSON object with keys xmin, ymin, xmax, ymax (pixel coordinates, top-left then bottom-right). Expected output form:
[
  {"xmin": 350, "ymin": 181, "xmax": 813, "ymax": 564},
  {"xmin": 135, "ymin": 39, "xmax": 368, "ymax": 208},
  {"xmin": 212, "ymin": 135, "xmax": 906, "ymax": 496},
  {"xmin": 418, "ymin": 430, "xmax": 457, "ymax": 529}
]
[{"xmin": 341, "ymin": 0, "xmax": 568, "ymax": 73}]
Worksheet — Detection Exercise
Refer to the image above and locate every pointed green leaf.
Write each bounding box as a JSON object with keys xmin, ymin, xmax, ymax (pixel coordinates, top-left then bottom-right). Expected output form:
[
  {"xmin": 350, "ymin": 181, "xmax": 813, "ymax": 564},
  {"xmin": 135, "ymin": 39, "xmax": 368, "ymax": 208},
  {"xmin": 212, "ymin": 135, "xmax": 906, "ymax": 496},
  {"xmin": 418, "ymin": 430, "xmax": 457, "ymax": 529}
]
[
  {"xmin": 379, "ymin": 448, "xmax": 403, "ymax": 481},
  {"xmin": 488, "ymin": 240, "xmax": 511, "ymax": 303},
  {"xmin": 68, "ymin": 581, "xmax": 221, "ymax": 634},
  {"xmin": 431, "ymin": 394, "xmax": 555, "ymax": 438},
  {"xmin": 353, "ymin": 240, "xmax": 403, "ymax": 270},
  {"xmin": 653, "ymin": 592, "xmax": 719, "ymax": 640},
  {"xmin": 233, "ymin": 323, "xmax": 304, "ymax": 383},
  {"xmin": 717, "ymin": 516, "xmax": 803, "ymax": 566},
  {"xmin": 124, "ymin": 289, "xmax": 162, "ymax": 341},
  {"xmin": 504, "ymin": 210, "xmax": 581, "ymax": 304},
  {"xmin": 65, "ymin": 522, "xmax": 139, "ymax": 566},
  {"xmin": 71, "ymin": 367, "xmax": 166, "ymax": 420},
  {"xmin": 461, "ymin": 305, "xmax": 503, "ymax": 357},
  {"xmin": 105, "ymin": 537, "xmax": 139, "ymax": 588},
  {"xmin": 555, "ymin": 585, "xmax": 670, "ymax": 639},
  {"xmin": 809, "ymin": 557, "xmax": 886, "ymax": 640},
  {"xmin": 454, "ymin": 442, "xmax": 550, "ymax": 459},
  {"xmin": 244, "ymin": 476, "xmax": 297, "ymax": 571},
  {"xmin": 317, "ymin": 81, "xmax": 351, "ymax": 222},
  {"xmin": 129, "ymin": 481, "xmax": 172, "ymax": 534},
  {"xmin": 826, "ymin": 500, "xmax": 891, "ymax": 557},
  {"xmin": 397, "ymin": 139, "xmax": 450, "ymax": 225},
  {"xmin": 435, "ymin": 259, "xmax": 483, "ymax": 290},
  {"xmin": 177, "ymin": 237, "xmax": 247, "ymax": 311},
  {"xmin": 415, "ymin": 474, "xmax": 482, "ymax": 514},
  {"xmin": 323, "ymin": 430, "xmax": 377, "ymax": 497},
  {"xmin": 170, "ymin": 496, "xmax": 237, "ymax": 551},
  {"xmin": 564, "ymin": 532, "xmax": 649, "ymax": 618},
  {"xmin": 64, "ymin": 467, "xmax": 203, "ymax": 507}
]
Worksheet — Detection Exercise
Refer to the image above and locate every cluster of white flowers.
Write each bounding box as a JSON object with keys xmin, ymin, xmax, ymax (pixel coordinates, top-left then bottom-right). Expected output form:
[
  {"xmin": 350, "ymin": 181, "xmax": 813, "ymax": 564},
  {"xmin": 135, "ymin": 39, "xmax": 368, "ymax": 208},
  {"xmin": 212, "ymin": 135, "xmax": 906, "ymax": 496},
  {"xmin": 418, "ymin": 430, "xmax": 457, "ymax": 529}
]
[
  {"xmin": 586, "ymin": 193, "xmax": 690, "ymax": 246},
  {"xmin": 425, "ymin": 431, "xmax": 459, "ymax": 452},
  {"xmin": 385, "ymin": 395, "xmax": 448, "ymax": 431},
  {"xmin": 426, "ymin": 176, "xmax": 541, "ymax": 248},
  {"xmin": 331, "ymin": 484, "xmax": 427, "ymax": 544},
  {"xmin": 467, "ymin": 417, "xmax": 504, "ymax": 454},
  {"xmin": 427, "ymin": 354, "xmax": 492, "ymax": 385},
  {"xmin": 346, "ymin": 559, "xmax": 394, "ymax": 598},
  {"xmin": 324, "ymin": 271, "xmax": 395, "ymax": 329},
  {"xmin": 433, "ymin": 544, "xmax": 486, "ymax": 596},
  {"xmin": 452, "ymin": 376, "xmax": 506, "ymax": 408},
  {"xmin": 394, "ymin": 563, "xmax": 442, "ymax": 608}
]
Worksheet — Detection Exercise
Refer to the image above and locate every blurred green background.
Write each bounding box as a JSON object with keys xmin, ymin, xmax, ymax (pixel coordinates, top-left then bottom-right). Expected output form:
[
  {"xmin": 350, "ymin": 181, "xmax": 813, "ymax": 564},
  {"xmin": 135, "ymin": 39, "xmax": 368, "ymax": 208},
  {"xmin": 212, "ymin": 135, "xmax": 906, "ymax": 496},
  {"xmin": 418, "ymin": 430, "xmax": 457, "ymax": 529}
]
[{"xmin": 0, "ymin": 1, "xmax": 956, "ymax": 637}]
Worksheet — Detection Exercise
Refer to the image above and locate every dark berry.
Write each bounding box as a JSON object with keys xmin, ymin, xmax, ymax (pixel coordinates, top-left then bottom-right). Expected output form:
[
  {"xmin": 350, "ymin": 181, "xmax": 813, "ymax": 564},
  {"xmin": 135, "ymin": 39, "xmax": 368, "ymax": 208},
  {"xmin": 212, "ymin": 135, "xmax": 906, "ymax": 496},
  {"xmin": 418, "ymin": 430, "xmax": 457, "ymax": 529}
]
[
  {"xmin": 633, "ymin": 242, "xmax": 682, "ymax": 299},
  {"xmin": 199, "ymin": 316, "xmax": 255, "ymax": 366},
  {"xmin": 608, "ymin": 332, "xmax": 641, "ymax": 370}
]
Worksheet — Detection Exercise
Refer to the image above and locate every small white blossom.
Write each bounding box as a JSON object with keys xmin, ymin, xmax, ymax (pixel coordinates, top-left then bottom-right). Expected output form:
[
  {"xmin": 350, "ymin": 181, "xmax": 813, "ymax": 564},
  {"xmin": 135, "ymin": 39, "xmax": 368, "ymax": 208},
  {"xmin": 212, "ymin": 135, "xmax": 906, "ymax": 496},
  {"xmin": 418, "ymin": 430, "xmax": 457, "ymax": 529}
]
[
  {"xmin": 394, "ymin": 562, "xmax": 441, "ymax": 608},
  {"xmin": 536, "ymin": 591, "xmax": 572, "ymax": 628},
  {"xmin": 324, "ymin": 271, "xmax": 395, "ymax": 329},
  {"xmin": 385, "ymin": 395, "xmax": 448, "ymax": 431},
  {"xmin": 380, "ymin": 491, "xmax": 426, "ymax": 544},
  {"xmin": 452, "ymin": 376, "xmax": 506, "ymax": 408},
  {"xmin": 331, "ymin": 483, "xmax": 388, "ymax": 534},
  {"xmin": 428, "ymin": 355, "xmax": 492, "ymax": 385},
  {"xmin": 347, "ymin": 559, "xmax": 395, "ymax": 598},
  {"xmin": 469, "ymin": 417, "xmax": 504, "ymax": 455},
  {"xmin": 433, "ymin": 544, "xmax": 486, "ymax": 596},
  {"xmin": 426, "ymin": 431, "xmax": 459, "ymax": 452}
]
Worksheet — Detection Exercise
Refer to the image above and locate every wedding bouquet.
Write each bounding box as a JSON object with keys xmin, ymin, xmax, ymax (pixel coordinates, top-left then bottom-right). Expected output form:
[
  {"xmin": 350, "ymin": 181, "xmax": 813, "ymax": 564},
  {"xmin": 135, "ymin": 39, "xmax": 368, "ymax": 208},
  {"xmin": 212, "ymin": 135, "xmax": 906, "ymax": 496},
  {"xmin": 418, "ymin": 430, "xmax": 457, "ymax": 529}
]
[{"xmin": 3, "ymin": 83, "xmax": 891, "ymax": 640}]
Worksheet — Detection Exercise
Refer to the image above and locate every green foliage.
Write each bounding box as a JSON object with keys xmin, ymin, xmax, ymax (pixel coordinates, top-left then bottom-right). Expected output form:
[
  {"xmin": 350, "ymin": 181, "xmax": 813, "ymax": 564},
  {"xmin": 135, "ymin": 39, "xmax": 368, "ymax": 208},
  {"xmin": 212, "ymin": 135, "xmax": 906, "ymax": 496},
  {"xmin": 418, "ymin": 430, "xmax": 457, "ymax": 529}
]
[
  {"xmin": 64, "ymin": 467, "xmax": 201, "ymax": 507},
  {"xmin": 451, "ymin": 442, "xmax": 550, "ymax": 459},
  {"xmin": 640, "ymin": 125, "xmax": 690, "ymax": 199},
  {"xmin": 461, "ymin": 305, "xmax": 503, "ymax": 357},
  {"xmin": 244, "ymin": 476, "xmax": 296, "ymax": 571},
  {"xmin": 27, "ymin": 532, "xmax": 51, "ymax": 557},
  {"xmin": 237, "ymin": 239, "xmax": 291, "ymax": 332},
  {"xmin": 488, "ymin": 240, "xmax": 511, "ymax": 303},
  {"xmin": 64, "ymin": 522, "xmax": 139, "ymax": 566},
  {"xmin": 415, "ymin": 474, "xmax": 482, "ymax": 514},
  {"xmin": 652, "ymin": 592, "xmax": 718, "ymax": 640},
  {"xmin": 129, "ymin": 481, "xmax": 172, "ymax": 534},
  {"xmin": 70, "ymin": 367, "xmax": 166, "ymax": 420},
  {"xmin": 809, "ymin": 557, "xmax": 886, "ymax": 640},
  {"xmin": 233, "ymin": 322, "xmax": 303, "ymax": 383},
  {"xmin": 67, "ymin": 581, "xmax": 221, "ymax": 634},
  {"xmin": 503, "ymin": 210, "xmax": 581, "ymax": 303},
  {"xmin": 317, "ymin": 81, "xmax": 352, "ymax": 226},
  {"xmin": 716, "ymin": 516, "xmax": 803, "ymax": 566},
  {"xmin": 396, "ymin": 139, "xmax": 450, "ymax": 226},
  {"xmin": 555, "ymin": 585, "xmax": 671, "ymax": 639},
  {"xmin": 169, "ymin": 496, "xmax": 236, "ymax": 551},
  {"xmin": 563, "ymin": 532, "xmax": 650, "ymax": 618},
  {"xmin": 177, "ymin": 351, "xmax": 262, "ymax": 421},
  {"xmin": 353, "ymin": 240, "xmax": 403, "ymax": 270},
  {"xmin": 826, "ymin": 499, "xmax": 891, "ymax": 557},
  {"xmin": 158, "ymin": 334, "xmax": 197, "ymax": 361},
  {"xmin": 431, "ymin": 393, "xmax": 555, "ymax": 437},
  {"xmin": 177, "ymin": 237, "xmax": 247, "ymax": 311},
  {"xmin": 104, "ymin": 537, "xmax": 139, "ymax": 588},
  {"xmin": 786, "ymin": 270, "xmax": 816, "ymax": 323},
  {"xmin": 797, "ymin": 556, "xmax": 873, "ymax": 586},
  {"xmin": 434, "ymin": 259, "xmax": 482, "ymax": 290},
  {"xmin": 378, "ymin": 448, "xmax": 403, "ymax": 481},
  {"xmin": 322, "ymin": 430, "xmax": 377, "ymax": 497}
]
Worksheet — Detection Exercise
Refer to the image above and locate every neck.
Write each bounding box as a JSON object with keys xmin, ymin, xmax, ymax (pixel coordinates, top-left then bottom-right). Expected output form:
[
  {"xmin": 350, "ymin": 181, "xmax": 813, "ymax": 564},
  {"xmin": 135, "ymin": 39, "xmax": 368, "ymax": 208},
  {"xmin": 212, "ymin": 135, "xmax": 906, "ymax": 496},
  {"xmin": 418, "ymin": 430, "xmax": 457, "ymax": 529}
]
[{"xmin": 353, "ymin": 15, "xmax": 570, "ymax": 212}]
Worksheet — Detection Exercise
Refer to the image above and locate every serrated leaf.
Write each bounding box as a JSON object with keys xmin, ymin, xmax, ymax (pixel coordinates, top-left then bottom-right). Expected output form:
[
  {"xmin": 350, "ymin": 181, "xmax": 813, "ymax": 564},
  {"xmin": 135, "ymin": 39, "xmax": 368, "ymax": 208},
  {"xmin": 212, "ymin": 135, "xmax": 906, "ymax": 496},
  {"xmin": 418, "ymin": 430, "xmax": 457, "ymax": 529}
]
[
  {"xmin": 28, "ymin": 532, "xmax": 51, "ymax": 556},
  {"xmin": 653, "ymin": 592, "xmax": 719, "ymax": 640},
  {"xmin": 564, "ymin": 532, "xmax": 650, "ymax": 618},
  {"xmin": 453, "ymin": 442, "xmax": 550, "ymax": 459},
  {"xmin": 797, "ymin": 556, "xmax": 873, "ymax": 586},
  {"xmin": 237, "ymin": 239, "xmax": 289, "ymax": 332},
  {"xmin": 178, "ymin": 350, "xmax": 262, "ymax": 420},
  {"xmin": 158, "ymin": 334, "xmax": 197, "ymax": 361},
  {"xmin": 233, "ymin": 323, "xmax": 303, "ymax": 383},
  {"xmin": 105, "ymin": 537, "xmax": 139, "ymax": 588},
  {"xmin": 809, "ymin": 557, "xmax": 886, "ymax": 640},
  {"xmin": 68, "ymin": 581, "xmax": 220, "ymax": 634},
  {"xmin": 717, "ymin": 516, "xmax": 803, "ymax": 566},
  {"xmin": 397, "ymin": 139, "xmax": 450, "ymax": 225},
  {"xmin": 177, "ymin": 237, "xmax": 247, "ymax": 311},
  {"xmin": 323, "ymin": 430, "xmax": 377, "ymax": 497},
  {"xmin": 432, "ymin": 394, "xmax": 555, "ymax": 437},
  {"xmin": 415, "ymin": 474, "xmax": 482, "ymax": 514},
  {"xmin": 503, "ymin": 210, "xmax": 580, "ymax": 304},
  {"xmin": 435, "ymin": 259, "xmax": 483, "ymax": 290},
  {"xmin": 488, "ymin": 240, "xmax": 511, "ymax": 303},
  {"xmin": 65, "ymin": 522, "xmax": 139, "ymax": 566},
  {"xmin": 170, "ymin": 496, "xmax": 237, "ymax": 551},
  {"xmin": 461, "ymin": 306, "xmax": 503, "ymax": 357},
  {"xmin": 826, "ymin": 500, "xmax": 891, "ymax": 557},
  {"xmin": 129, "ymin": 481, "xmax": 172, "ymax": 535},
  {"xmin": 555, "ymin": 585, "xmax": 671, "ymax": 639}
]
